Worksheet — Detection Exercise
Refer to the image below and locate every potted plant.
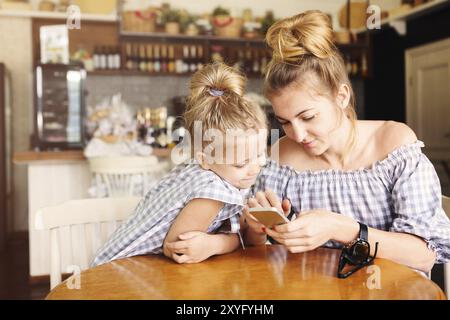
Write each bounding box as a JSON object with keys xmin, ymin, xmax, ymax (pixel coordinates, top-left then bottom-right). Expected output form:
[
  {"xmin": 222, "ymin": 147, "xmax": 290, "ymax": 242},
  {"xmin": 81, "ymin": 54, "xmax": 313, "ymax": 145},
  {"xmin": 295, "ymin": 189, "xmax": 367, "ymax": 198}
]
[
  {"xmin": 161, "ymin": 8, "xmax": 181, "ymax": 34},
  {"xmin": 211, "ymin": 6, "xmax": 242, "ymax": 38}
]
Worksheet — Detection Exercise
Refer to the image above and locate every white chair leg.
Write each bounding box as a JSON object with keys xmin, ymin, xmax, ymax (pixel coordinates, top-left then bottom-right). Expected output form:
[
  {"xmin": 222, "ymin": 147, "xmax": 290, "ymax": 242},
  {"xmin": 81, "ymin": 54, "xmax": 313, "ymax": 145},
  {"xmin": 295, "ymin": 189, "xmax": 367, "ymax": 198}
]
[{"xmin": 50, "ymin": 229, "xmax": 62, "ymax": 290}]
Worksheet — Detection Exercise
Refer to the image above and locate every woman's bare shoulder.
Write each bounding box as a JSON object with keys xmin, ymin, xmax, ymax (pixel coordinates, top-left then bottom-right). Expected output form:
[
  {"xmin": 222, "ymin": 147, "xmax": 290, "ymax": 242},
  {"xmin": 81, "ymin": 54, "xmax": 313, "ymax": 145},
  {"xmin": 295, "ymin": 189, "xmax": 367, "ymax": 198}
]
[
  {"xmin": 270, "ymin": 136, "xmax": 310, "ymax": 169},
  {"xmin": 375, "ymin": 121, "xmax": 418, "ymax": 156}
]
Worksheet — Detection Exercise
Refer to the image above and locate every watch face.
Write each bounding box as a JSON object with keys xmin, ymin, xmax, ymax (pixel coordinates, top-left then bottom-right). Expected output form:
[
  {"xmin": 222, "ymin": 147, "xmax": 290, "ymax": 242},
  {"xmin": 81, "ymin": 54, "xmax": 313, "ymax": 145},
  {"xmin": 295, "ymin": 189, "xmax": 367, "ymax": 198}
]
[{"xmin": 350, "ymin": 240, "xmax": 370, "ymax": 264}]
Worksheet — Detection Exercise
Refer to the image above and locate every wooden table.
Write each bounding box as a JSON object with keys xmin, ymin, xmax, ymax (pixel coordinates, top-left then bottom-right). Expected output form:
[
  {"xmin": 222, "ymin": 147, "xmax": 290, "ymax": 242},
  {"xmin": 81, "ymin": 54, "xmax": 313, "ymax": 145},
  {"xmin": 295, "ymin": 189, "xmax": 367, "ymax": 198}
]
[{"xmin": 46, "ymin": 245, "xmax": 446, "ymax": 300}]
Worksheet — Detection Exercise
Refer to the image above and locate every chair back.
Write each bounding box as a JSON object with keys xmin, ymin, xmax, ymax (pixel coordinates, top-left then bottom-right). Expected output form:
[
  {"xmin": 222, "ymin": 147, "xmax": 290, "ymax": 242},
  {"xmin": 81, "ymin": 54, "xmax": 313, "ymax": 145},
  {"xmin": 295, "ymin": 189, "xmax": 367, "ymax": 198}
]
[
  {"xmin": 35, "ymin": 197, "xmax": 140, "ymax": 289},
  {"xmin": 88, "ymin": 156, "xmax": 166, "ymax": 197}
]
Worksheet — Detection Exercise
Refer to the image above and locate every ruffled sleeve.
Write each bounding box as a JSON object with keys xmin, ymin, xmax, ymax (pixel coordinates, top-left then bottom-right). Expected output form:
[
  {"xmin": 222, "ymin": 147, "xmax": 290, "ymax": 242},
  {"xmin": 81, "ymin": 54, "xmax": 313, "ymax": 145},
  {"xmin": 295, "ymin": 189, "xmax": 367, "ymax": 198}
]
[
  {"xmin": 389, "ymin": 142, "xmax": 450, "ymax": 264},
  {"xmin": 250, "ymin": 159, "xmax": 294, "ymax": 201}
]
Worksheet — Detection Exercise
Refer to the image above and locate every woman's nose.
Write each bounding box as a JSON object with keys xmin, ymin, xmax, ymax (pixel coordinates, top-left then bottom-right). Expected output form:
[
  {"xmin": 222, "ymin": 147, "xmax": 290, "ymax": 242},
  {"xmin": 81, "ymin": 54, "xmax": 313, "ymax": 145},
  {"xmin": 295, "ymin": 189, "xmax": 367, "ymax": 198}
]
[{"xmin": 292, "ymin": 123, "xmax": 307, "ymax": 143}]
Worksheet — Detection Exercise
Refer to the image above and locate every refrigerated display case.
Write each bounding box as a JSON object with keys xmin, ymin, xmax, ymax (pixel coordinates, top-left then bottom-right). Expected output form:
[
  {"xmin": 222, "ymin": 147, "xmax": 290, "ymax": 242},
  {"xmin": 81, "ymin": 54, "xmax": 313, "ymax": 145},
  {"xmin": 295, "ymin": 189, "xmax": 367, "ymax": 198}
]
[{"xmin": 33, "ymin": 63, "xmax": 86, "ymax": 150}]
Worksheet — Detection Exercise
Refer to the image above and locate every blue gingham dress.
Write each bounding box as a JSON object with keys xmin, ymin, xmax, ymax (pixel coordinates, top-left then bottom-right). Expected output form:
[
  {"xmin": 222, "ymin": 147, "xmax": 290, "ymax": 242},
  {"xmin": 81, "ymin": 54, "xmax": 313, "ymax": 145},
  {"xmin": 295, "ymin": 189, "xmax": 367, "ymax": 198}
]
[
  {"xmin": 92, "ymin": 162, "xmax": 248, "ymax": 267},
  {"xmin": 251, "ymin": 141, "xmax": 450, "ymax": 264}
]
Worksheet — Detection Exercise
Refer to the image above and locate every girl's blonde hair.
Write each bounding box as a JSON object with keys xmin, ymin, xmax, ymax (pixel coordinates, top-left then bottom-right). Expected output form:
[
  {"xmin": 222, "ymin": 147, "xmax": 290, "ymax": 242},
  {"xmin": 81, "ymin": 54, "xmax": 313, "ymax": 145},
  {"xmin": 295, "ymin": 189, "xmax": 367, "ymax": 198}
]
[
  {"xmin": 184, "ymin": 62, "xmax": 267, "ymax": 149},
  {"xmin": 264, "ymin": 10, "xmax": 357, "ymax": 161}
]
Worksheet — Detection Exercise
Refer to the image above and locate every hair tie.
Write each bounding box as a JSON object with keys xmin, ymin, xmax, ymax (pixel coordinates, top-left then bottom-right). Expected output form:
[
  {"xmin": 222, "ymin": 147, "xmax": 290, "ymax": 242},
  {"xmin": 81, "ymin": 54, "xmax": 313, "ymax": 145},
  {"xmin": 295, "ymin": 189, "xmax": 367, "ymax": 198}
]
[{"xmin": 209, "ymin": 88, "xmax": 224, "ymax": 97}]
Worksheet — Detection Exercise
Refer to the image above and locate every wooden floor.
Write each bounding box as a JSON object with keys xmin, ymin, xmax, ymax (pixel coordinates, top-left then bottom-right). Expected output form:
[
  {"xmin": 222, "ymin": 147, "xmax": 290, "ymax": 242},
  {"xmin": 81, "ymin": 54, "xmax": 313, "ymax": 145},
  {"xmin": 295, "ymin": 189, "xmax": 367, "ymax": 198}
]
[
  {"xmin": 0, "ymin": 235, "xmax": 49, "ymax": 300},
  {"xmin": 0, "ymin": 233, "xmax": 446, "ymax": 300}
]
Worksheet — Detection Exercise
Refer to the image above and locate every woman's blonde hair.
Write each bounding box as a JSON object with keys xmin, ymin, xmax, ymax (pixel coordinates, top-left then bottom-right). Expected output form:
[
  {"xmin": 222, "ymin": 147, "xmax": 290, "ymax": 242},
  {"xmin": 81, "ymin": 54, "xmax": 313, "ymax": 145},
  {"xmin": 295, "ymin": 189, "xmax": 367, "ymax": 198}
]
[
  {"xmin": 184, "ymin": 62, "xmax": 267, "ymax": 152},
  {"xmin": 264, "ymin": 10, "xmax": 357, "ymax": 161}
]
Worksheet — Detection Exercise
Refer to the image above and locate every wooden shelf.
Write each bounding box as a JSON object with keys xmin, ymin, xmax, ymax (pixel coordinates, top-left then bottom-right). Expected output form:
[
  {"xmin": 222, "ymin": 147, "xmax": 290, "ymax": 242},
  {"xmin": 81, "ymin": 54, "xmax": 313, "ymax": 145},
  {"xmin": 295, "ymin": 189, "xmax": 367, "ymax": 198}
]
[
  {"xmin": 87, "ymin": 69, "xmax": 265, "ymax": 79},
  {"xmin": 119, "ymin": 31, "xmax": 267, "ymax": 46},
  {"xmin": 0, "ymin": 9, "xmax": 117, "ymax": 21},
  {"xmin": 87, "ymin": 70, "xmax": 193, "ymax": 77}
]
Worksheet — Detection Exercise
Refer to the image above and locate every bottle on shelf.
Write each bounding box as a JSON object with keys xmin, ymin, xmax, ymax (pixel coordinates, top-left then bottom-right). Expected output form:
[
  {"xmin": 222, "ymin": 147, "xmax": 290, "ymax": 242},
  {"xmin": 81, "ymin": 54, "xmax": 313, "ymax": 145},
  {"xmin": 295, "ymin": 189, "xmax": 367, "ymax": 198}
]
[
  {"xmin": 146, "ymin": 44, "xmax": 154, "ymax": 73},
  {"xmin": 93, "ymin": 46, "xmax": 100, "ymax": 70},
  {"xmin": 114, "ymin": 46, "xmax": 121, "ymax": 70},
  {"xmin": 244, "ymin": 49, "xmax": 252, "ymax": 75},
  {"xmin": 99, "ymin": 46, "xmax": 107, "ymax": 70},
  {"xmin": 189, "ymin": 45, "xmax": 197, "ymax": 73},
  {"xmin": 175, "ymin": 46, "xmax": 184, "ymax": 74},
  {"xmin": 125, "ymin": 43, "xmax": 134, "ymax": 70},
  {"xmin": 139, "ymin": 44, "xmax": 147, "ymax": 72},
  {"xmin": 182, "ymin": 45, "xmax": 190, "ymax": 73},
  {"xmin": 197, "ymin": 45, "xmax": 204, "ymax": 70},
  {"xmin": 107, "ymin": 46, "xmax": 115, "ymax": 70},
  {"xmin": 153, "ymin": 45, "xmax": 161, "ymax": 72},
  {"xmin": 260, "ymin": 51, "xmax": 268, "ymax": 75},
  {"xmin": 168, "ymin": 45, "xmax": 175, "ymax": 73},
  {"xmin": 252, "ymin": 49, "xmax": 260, "ymax": 75},
  {"xmin": 160, "ymin": 45, "xmax": 167, "ymax": 73}
]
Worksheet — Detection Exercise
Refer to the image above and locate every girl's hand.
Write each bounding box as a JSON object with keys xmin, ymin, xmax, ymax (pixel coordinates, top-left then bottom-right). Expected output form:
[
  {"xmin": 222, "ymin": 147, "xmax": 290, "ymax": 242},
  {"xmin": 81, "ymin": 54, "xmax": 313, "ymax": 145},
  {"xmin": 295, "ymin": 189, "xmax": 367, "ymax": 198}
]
[
  {"xmin": 242, "ymin": 189, "xmax": 291, "ymax": 245},
  {"xmin": 247, "ymin": 189, "xmax": 291, "ymax": 218},
  {"xmin": 265, "ymin": 209, "xmax": 337, "ymax": 253},
  {"xmin": 164, "ymin": 231, "xmax": 215, "ymax": 264}
]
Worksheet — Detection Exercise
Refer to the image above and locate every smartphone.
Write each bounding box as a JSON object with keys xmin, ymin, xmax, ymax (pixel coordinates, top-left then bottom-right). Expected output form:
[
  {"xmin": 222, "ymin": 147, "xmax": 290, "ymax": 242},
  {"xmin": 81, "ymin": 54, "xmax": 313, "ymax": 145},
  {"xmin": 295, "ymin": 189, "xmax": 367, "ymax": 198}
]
[{"xmin": 248, "ymin": 207, "xmax": 289, "ymax": 228}]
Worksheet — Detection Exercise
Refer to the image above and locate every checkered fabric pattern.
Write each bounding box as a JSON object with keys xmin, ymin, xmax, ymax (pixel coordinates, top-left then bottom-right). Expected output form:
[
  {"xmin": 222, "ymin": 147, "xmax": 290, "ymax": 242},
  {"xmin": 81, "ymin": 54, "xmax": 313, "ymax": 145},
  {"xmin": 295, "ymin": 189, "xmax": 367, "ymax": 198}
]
[
  {"xmin": 251, "ymin": 141, "xmax": 450, "ymax": 264},
  {"xmin": 92, "ymin": 162, "xmax": 247, "ymax": 267}
]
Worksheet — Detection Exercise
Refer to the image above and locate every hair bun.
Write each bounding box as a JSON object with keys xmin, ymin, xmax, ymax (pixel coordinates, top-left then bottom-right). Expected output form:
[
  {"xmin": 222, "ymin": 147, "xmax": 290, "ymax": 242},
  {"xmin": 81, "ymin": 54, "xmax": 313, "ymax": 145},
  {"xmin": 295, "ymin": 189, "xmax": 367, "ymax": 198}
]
[
  {"xmin": 266, "ymin": 10, "xmax": 336, "ymax": 62},
  {"xmin": 189, "ymin": 62, "xmax": 246, "ymax": 101}
]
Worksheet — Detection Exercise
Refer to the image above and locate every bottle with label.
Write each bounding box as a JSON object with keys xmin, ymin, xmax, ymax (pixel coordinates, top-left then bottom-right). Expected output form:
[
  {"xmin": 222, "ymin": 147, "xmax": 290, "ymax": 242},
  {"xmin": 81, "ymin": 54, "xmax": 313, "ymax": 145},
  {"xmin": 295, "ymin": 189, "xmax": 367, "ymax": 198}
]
[
  {"xmin": 125, "ymin": 43, "xmax": 133, "ymax": 70},
  {"xmin": 244, "ymin": 49, "xmax": 252, "ymax": 74},
  {"xmin": 260, "ymin": 51, "xmax": 268, "ymax": 75},
  {"xmin": 182, "ymin": 45, "xmax": 189, "ymax": 73},
  {"xmin": 168, "ymin": 46, "xmax": 175, "ymax": 73},
  {"xmin": 153, "ymin": 45, "xmax": 161, "ymax": 72},
  {"xmin": 146, "ymin": 44, "xmax": 154, "ymax": 73},
  {"xmin": 252, "ymin": 49, "xmax": 260, "ymax": 75},
  {"xmin": 197, "ymin": 45, "xmax": 204, "ymax": 70},
  {"xmin": 107, "ymin": 46, "xmax": 115, "ymax": 70},
  {"xmin": 99, "ymin": 46, "xmax": 107, "ymax": 70},
  {"xmin": 175, "ymin": 46, "xmax": 183, "ymax": 74},
  {"xmin": 139, "ymin": 45, "xmax": 147, "ymax": 72},
  {"xmin": 114, "ymin": 46, "xmax": 121, "ymax": 70},
  {"xmin": 93, "ymin": 46, "xmax": 100, "ymax": 70},
  {"xmin": 160, "ymin": 45, "xmax": 168, "ymax": 73},
  {"xmin": 189, "ymin": 45, "xmax": 197, "ymax": 73},
  {"xmin": 132, "ymin": 44, "xmax": 139, "ymax": 70}
]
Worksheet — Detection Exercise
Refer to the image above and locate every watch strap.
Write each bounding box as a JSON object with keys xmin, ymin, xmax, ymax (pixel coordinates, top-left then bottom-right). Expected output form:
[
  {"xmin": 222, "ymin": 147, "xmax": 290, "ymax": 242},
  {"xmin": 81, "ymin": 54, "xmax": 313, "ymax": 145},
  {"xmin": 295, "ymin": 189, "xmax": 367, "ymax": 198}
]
[{"xmin": 358, "ymin": 222, "xmax": 368, "ymax": 242}]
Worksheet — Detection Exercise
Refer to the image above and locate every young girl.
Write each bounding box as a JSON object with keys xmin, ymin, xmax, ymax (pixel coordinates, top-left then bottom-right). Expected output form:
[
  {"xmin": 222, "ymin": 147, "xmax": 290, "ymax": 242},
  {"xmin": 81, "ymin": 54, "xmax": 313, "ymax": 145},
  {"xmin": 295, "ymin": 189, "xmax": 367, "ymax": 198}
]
[{"xmin": 91, "ymin": 63, "xmax": 268, "ymax": 266}]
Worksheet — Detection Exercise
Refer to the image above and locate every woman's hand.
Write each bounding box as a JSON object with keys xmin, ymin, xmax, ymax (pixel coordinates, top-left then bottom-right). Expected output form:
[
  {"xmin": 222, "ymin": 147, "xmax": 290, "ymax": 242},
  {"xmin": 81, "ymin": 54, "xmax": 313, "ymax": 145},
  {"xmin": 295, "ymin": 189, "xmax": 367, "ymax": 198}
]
[
  {"xmin": 164, "ymin": 231, "xmax": 215, "ymax": 264},
  {"xmin": 266, "ymin": 209, "xmax": 338, "ymax": 253}
]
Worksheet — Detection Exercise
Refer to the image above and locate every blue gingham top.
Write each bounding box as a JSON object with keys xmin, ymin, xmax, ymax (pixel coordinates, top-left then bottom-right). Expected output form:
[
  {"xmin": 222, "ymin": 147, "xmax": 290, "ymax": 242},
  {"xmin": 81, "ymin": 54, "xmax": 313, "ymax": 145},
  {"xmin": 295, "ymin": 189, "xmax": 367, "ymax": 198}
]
[
  {"xmin": 92, "ymin": 162, "xmax": 248, "ymax": 267},
  {"xmin": 251, "ymin": 141, "xmax": 450, "ymax": 264}
]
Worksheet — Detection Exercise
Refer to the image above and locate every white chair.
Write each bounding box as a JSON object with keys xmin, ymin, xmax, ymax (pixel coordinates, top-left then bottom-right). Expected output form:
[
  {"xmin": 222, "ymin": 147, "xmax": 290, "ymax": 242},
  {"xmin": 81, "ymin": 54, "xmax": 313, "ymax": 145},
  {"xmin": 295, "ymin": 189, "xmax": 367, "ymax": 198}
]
[
  {"xmin": 88, "ymin": 156, "xmax": 169, "ymax": 197},
  {"xmin": 443, "ymin": 195, "xmax": 450, "ymax": 298},
  {"xmin": 35, "ymin": 197, "xmax": 140, "ymax": 289}
]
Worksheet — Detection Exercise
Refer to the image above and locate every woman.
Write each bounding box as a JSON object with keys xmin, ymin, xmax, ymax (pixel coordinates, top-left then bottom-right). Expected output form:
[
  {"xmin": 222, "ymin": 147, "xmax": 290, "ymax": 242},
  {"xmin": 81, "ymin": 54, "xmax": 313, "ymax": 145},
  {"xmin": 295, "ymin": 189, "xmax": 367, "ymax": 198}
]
[{"xmin": 243, "ymin": 10, "xmax": 450, "ymax": 273}]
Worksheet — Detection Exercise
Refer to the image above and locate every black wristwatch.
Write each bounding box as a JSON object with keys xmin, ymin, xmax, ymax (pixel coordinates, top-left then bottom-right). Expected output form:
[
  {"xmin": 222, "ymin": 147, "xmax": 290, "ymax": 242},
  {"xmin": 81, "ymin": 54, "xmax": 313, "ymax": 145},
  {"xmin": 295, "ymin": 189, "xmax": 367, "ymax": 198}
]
[{"xmin": 344, "ymin": 222, "xmax": 370, "ymax": 265}]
